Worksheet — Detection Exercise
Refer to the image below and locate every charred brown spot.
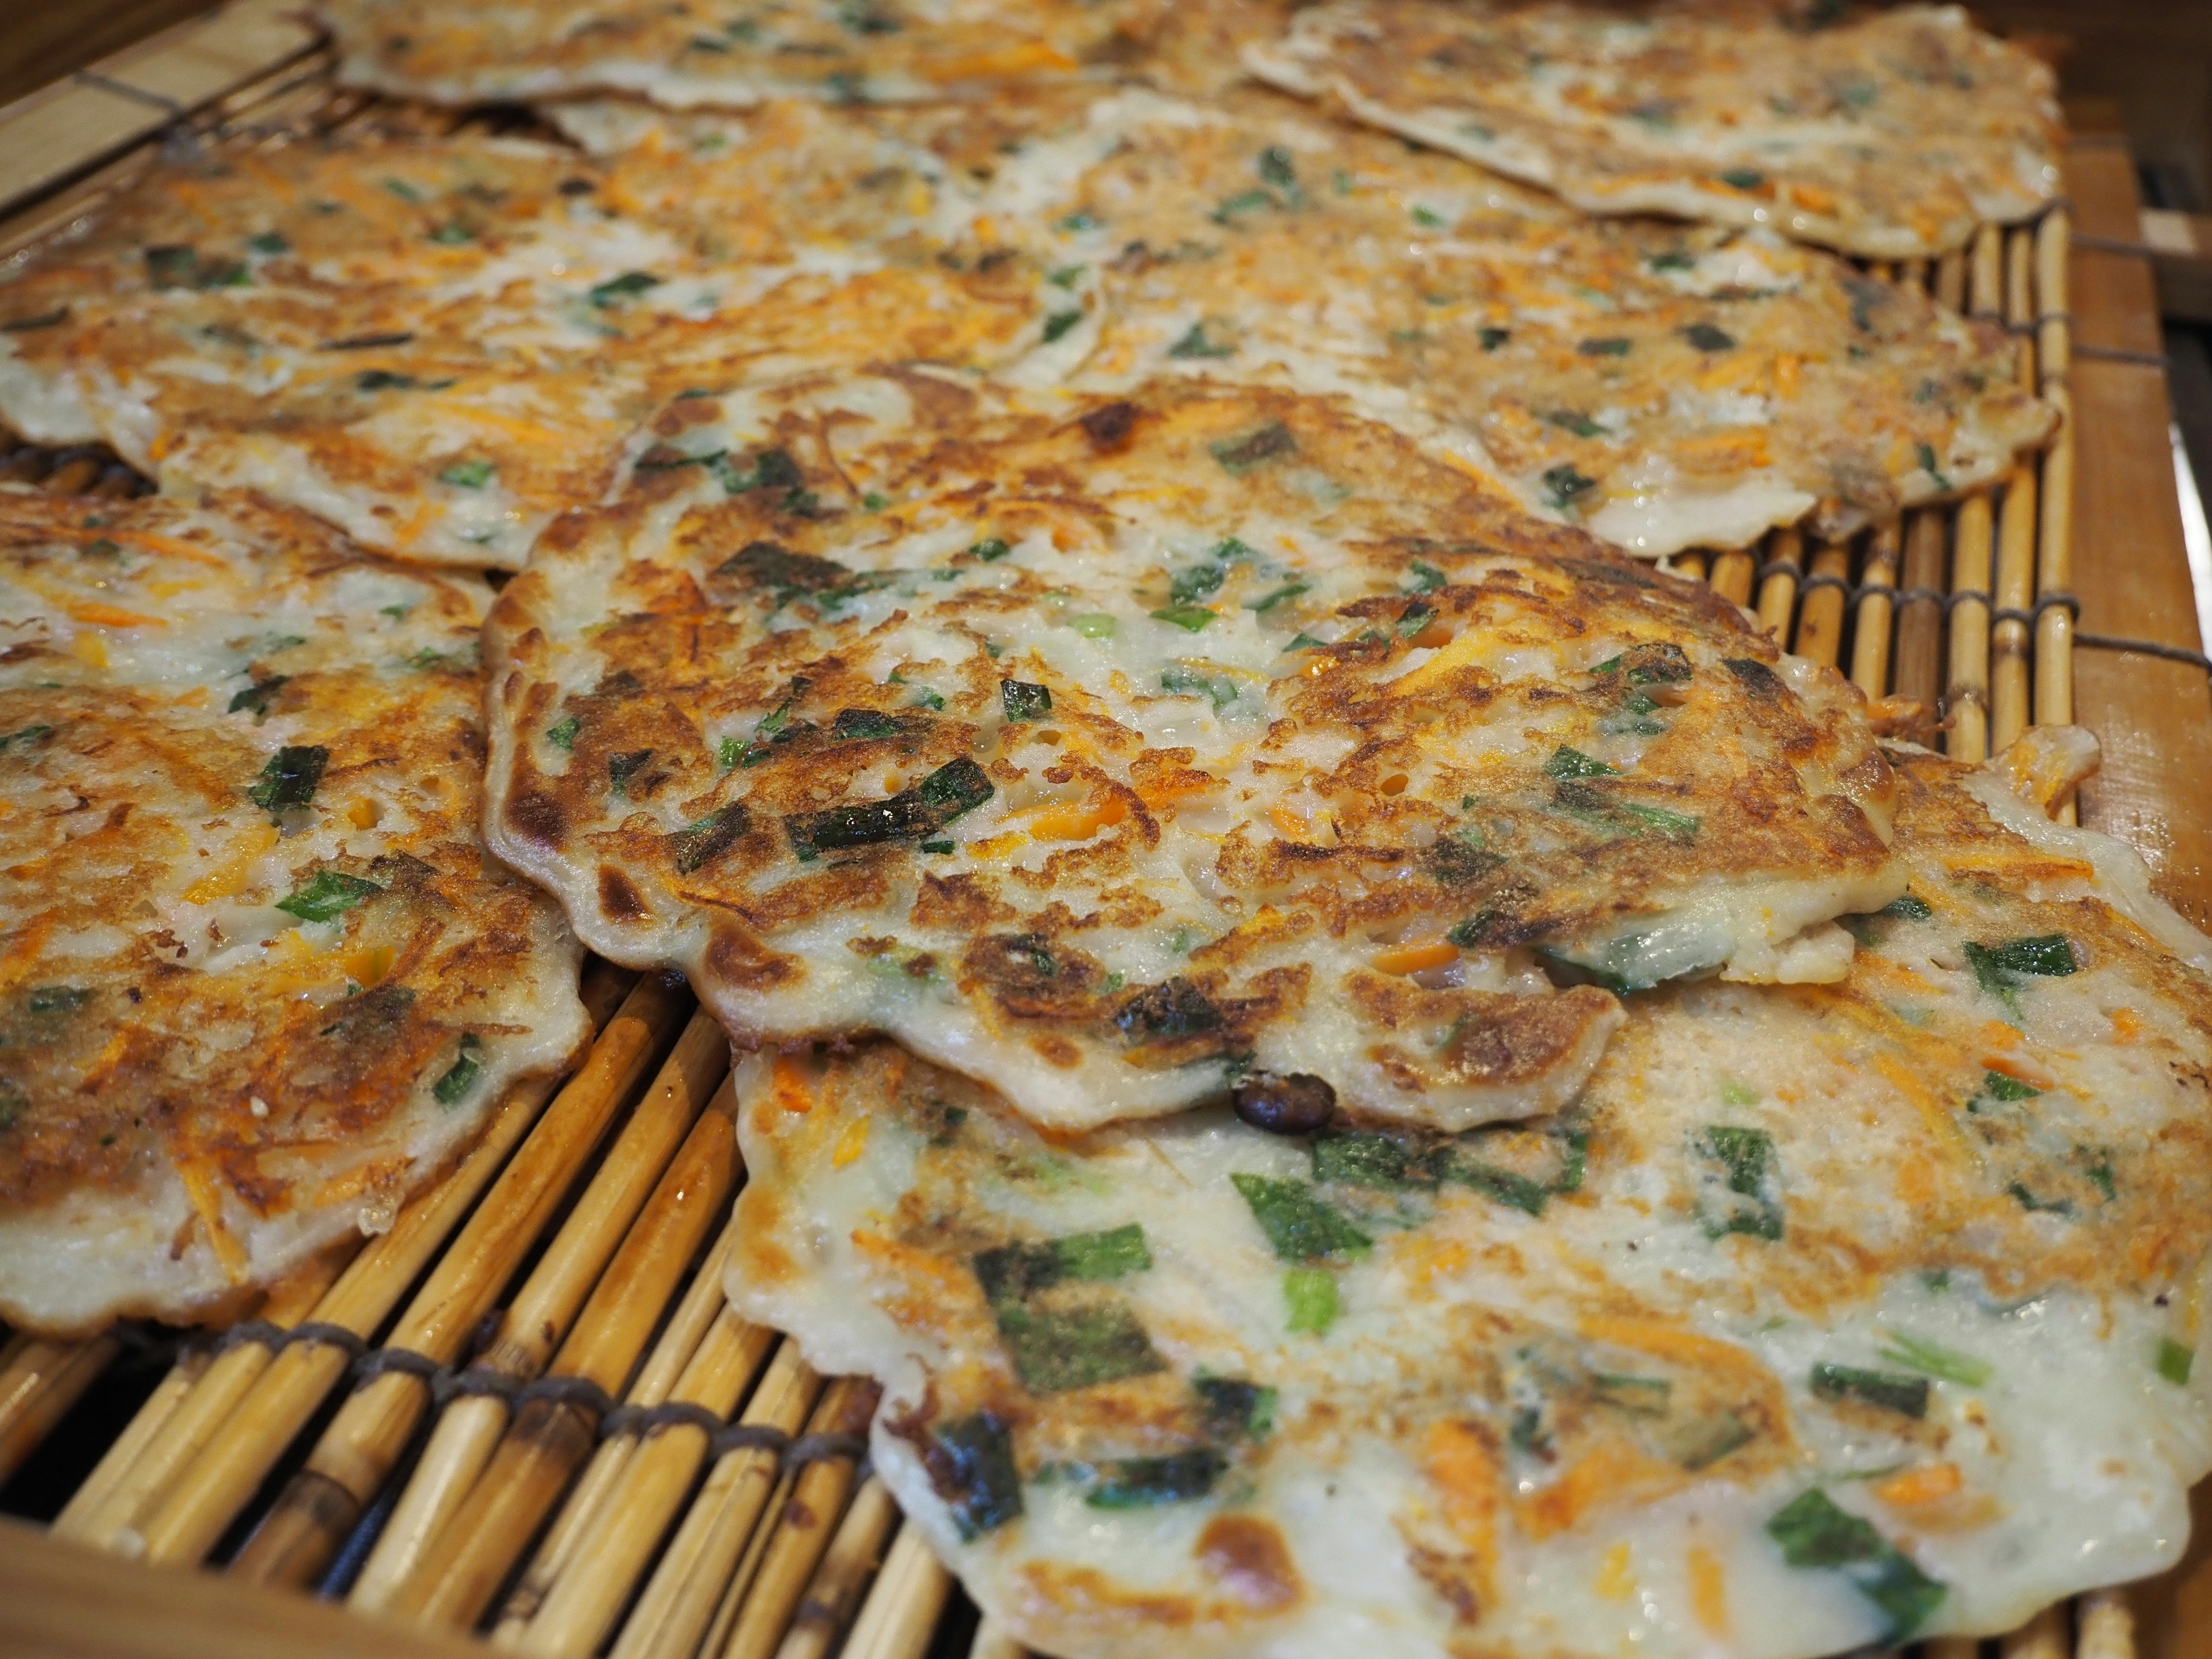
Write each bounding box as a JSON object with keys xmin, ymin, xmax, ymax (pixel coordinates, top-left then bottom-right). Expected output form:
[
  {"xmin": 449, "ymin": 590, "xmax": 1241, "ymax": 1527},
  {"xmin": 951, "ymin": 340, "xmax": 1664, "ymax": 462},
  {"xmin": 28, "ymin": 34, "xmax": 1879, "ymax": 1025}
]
[
  {"xmin": 1114, "ymin": 976, "xmax": 1222, "ymax": 1043},
  {"xmin": 912, "ymin": 871, "xmax": 1014, "ymax": 932},
  {"xmin": 504, "ymin": 789, "xmax": 568, "ymax": 848},
  {"xmin": 1196, "ymin": 1514, "xmax": 1303, "ymax": 1612},
  {"xmin": 706, "ymin": 922, "xmax": 800, "ymax": 991},
  {"xmin": 714, "ymin": 540, "xmax": 851, "ymax": 594},
  {"xmin": 598, "ymin": 865, "xmax": 648, "ymax": 923},
  {"xmin": 1724, "ymin": 657, "xmax": 1785, "ymax": 699},
  {"xmin": 1078, "ymin": 400, "xmax": 1138, "ymax": 449}
]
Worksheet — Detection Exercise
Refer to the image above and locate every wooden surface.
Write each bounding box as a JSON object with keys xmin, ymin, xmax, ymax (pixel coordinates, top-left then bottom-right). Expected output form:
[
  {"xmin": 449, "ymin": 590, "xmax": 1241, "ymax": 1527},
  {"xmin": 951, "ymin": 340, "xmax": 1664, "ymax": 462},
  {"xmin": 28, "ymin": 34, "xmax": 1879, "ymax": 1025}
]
[
  {"xmin": 0, "ymin": 1519, "xmax": 486, "ymax": 1659},
  {"xmin": 0, "ymin": 0, "xmax": 224, "ymax": 111},
  {"xmin": 2062, "ymin": 131, "xmax": 2212, "ymax": 932}
]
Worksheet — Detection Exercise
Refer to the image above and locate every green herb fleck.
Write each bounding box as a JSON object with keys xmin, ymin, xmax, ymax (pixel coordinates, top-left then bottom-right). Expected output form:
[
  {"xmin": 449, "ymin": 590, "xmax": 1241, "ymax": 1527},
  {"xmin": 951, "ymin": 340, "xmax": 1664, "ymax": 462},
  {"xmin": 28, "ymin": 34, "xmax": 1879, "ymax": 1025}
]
[
  {"xmin": 439, "ymin": 459, "xmax": 494, "ymax": 488},
  {"xmin": 590, "ymin": 270, "xmax": 663, "ymax": 308},
  {"xmin": 1087, "ymin": 1450, "xmax": 1225, "ymax": 1509},
  {"xmin": 1811, "ymin": 1363, "xmax": 1929, "ymax": 1418},
  {"xmin": 1232, "ymin": 1173, "xmax": 1372, "ymax": 1262},
  {"xmin": 276, "ymin": 868, "xmax": 384, "ymax": 922},
  {"xmin": 1765, "ymin": 1489, "xmax": 1946, "ymax": 1640},
  {"xmin": 431, "ymin": 1035, "xmax": 483, "ymax": 1105},
  {"xmin": 1578, "ymin": 337, "xmax": 1632, "ymax": 358},
  {"xmin": 1168, "ymin": 321, "xmax": 1234, "ymax": 359},
  {"xmin": 1001, "ymin": 679, "xmax": 1052, "ymax": 722},
  {"xmin": 930, "ymin": 1412, "xmax": 1022, "ymax": 1539},
  {"xmin": 1284, "ymin": 1267, "xmax": 1339, "ymax": 1334},
  {"xmin": 1042, "ymin": 310, "xmax": 1085, "ymax": 343},
  {"xmin": 248, "ymin": 745, "xmax": 328, "ymax": 816},
  {"xmin": 2157, "ymin": 1339, "xmax": 2195, "ymax": 1385},
  {"xmin": 547, "ymin": 717, "xmax": 579, "ymax": 752},
  {"xmin": 1876, "ymin": 1331, "xmax": 1991, "ymax": 1387},
  {"xmin": 1698, "ymin": 1124, "xmax": 1784, "ymax": 1240},
  {"xmin": 1544, "ymin": 746, "xmax": 1616, "ymax": 780}
]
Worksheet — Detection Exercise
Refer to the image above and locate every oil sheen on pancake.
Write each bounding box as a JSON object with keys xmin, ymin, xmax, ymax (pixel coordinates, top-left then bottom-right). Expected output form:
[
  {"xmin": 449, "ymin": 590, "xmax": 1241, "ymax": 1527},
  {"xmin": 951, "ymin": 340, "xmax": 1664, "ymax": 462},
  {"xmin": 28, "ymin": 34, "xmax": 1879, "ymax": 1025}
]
[
  {"xmin": 554, "ymin": 85, "xmax": 2054, "ymax": 556},
  {"xmin": 726, "ymin": 738, "xmax": 2212, "ymax": 1659},
  {"xmin": 1247, "ymin": 0, "xmax": 2061, "ymax": 260},
  {"xmin": 483, "ymin": 373, "xmax": 1901, "ymax": 1132},
  {"xmin": 0, "ymin": 124, "xmax": 1063, "ymax": 568},
  {"xmin": 0, "ymin": 489, "xmax": 586, "ymax": 1333}
]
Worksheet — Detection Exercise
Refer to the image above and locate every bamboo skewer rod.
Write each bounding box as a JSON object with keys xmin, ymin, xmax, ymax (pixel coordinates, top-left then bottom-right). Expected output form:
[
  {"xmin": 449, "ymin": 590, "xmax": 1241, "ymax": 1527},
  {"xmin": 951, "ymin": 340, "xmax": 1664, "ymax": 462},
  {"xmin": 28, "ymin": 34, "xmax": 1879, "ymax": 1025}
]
[
  {"xmin": 1935, "ymin": 248, "xmax": 1967, "ymax": 313},
  {"xmin": 347, "ymin": 1000, "xmax": 722, "ymax": 1612},
  {"xmin": 79, "ymin": 1259, "xmax": 342, "ymax": 1555},
  {"xmin": 1707, "ymin": 547, "xmax": 1754, "ymax": 608},
  {"xmin": 610, "ymin": 1341, "xmax": 823, "ymax": 1659},
  {"xmin": 703, "ymin": 1463, "xmax": 805, "ymax": 1659},
  {"xmin": 1756, "ymin": 528, "xmax": 1801, "ymax": 638},
  {"xmin": 717, "ymin": 1377, "xmax": 884, "ymax": 1659},
  {"xmin": 514, "ymin": 1298, "xmax": 779, "ymax": 1657},
  {"xmin": 1947, "ymin": 491, "xmax": 1995, "ymax": 763},
  {"xmin": 772, "ymin": 1478, "xmax": 904, "ymax": 1659},
  {"xmin": 494, "ymin": 1211, "xmax": 750, "ymax": 1645},
  {"xmin": 2035, "ymin": 211, "xmax": 2071, "ymax": 387},
  {"xmin": 1900, "ymin": 257, "xmax": 1929, "ymax": 293},
  {"xmin": 1893, "ymin": 510, "xmax": 1949, "ymax": 734},
  {"xmin": 964, "ymin": 1616, "xmax": 1028, "ymax": 1659},
  {"xmin": 1848, "ymin": 523, "xmax": 1898, "ymax": 696},
  {"xmin": 2001, "ymin": 1602, "xmax": 2070, "ymax": 1659},
  {"xmin": 50, "ymin": 1347, "xmax": 213, "ymax": 1541},
  {"xmin": 387, "ymin": 1077, "xmax": 743, "ymax": 1629},
  {"xmin": 839, "ymin": 1522, "xmax": 953, "ymax": 1659},
  {"xmin": 2076, "ymin": 1589, "xmax": 2133, "ymax": 1659},
  {"xmin": 229, "ymin": 968, "xmax": 682, "ymax": 1592},
  {"xmin": 2035, "ymin": 381, "xmax": 2077, "ymax": 732},
  {"xmin": 1991, "ymin": 465, "xmax": 2039, "ymax": 753},
  {"xmin": 1793, "ymin": 539, "xmax": 1853, "ymax": 668},
  {"xmin": 0, "ymin": 1334, "xmax": 119, "ymax": 1485},
  {"xmin": 1969, "ymin": 224, "xmax": 2003, "ymax": 320}
]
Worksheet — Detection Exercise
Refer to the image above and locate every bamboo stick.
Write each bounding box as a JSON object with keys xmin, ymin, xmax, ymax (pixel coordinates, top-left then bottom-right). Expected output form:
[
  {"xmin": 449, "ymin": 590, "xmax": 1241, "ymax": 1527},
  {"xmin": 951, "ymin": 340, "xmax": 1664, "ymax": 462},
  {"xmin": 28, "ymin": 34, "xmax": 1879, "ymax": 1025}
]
[
  {"xmin": 1900, "ymin": 256, "xmax": 1929, "ymax": 294},
  {"xmin": 346, "ymin": 1001, "xmax": 722, "ymax": 1612},
  {"xmin": 840, "ymin": 1523, "xmax": 953, "ymax": 1659},
  {"xmin": 0, "ymin": 1334, "xmax": 119, "ymax": 1485},
  {"xmin": 2075, "ymin": 1589, "xmax": 2135, "ymax": 1659},
  {"xmin": 1756, "ymin": 528, "xmax": 1801, "ymax": 638},
  {"xmin": 2008, "ymin": 229, "xmax": 2038, "ymax": 390},
  {"xmin": 494, "ymin": 1210, "xmax": 750, "ymax": 1644},
  {"xmin": 50, "ymin": 1348, "xmax": 212, "ymax": 1541},
  {"xmin": 2035, "ymin": 211, "xmax": 2071, "ymax": 388},
  {"xmin": 1669, "ymin": 551, "xmax": 1707, "ymax": 586},
  {"xmin": 1992, "ymin": 465, "xmax": 2040, "ymax": 754},
  {"xmin": 609, "ymin": 1342, "xmax": 823, "ymax": 1659},
  {"xmin": 1946, "ymin": 491, "xmax": 1995, "ymax": 763},
  {"xmin": 2035, "ymin": 380, "xmax": 2077, "ymax": 734},
  {"xmin": 512, "ymin": 1300, "xmax": 779, "ymax": 1656},
  {"xmin": 1707, "ymin": 547, "xmax": 1755, "ymax": 608},
  {"xmin": 964, "ymin": 1616, "xmax": 1027, "ymax": 1659},
  {"xmin": 1849, "ymin": 524, "xmax": 1900, "ymax": 695},
  {"xmin": 702, "ymin": 1463, "xmax": 805, "ymax": 1659},
  {"xmin": 1935, "ymin": 248, "xmax": 1967, "ymax": 313},
  {"xmin": 771, "ymin": 1479, "xmax": 905, "ymax": 1659},
  {"xmin": 1792, "ymin": 539, "xmax": 1853, "ymax": 668},
  {"xmin": 1923, "ymin": 1639, "xmax": 1979, "ymax": 1659},
  {"xmin": 2002, "ymin": 1603, "xmax": 2071, "ymax": 1659},
  {"xmin": 81, "ymin": 1259, "xmax": 343, "ymax": 1556},
  {"xmin": 387, "ymin": 1078, "xmax": 743, "ymax": 1629},
  {"xmin": 44, "ymin": 454, "xmax": 102, "ymax": 494},
  {"xmin": 228, "ymin": 969, "xmax": 688, "ymax": 1592},
  {"xmin": 1893, "ymin": 509, "xmax": 1949, "ymax": 732},
  {"xmin": 1969, "ymin": 224, "xmax": 2003, "ymax": 319},
  {"xmin": 717, "ymin": 1377, "xmax": 884, "ymax": 1659}
]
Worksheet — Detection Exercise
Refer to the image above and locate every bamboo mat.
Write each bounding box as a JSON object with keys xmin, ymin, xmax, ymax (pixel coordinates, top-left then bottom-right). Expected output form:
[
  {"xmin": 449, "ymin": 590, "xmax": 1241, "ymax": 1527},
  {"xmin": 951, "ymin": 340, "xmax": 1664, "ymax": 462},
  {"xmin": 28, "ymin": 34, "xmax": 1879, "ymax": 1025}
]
[{"xmin": 3, "ymin": 6, "xmax": 2211, "ymax": 1659}]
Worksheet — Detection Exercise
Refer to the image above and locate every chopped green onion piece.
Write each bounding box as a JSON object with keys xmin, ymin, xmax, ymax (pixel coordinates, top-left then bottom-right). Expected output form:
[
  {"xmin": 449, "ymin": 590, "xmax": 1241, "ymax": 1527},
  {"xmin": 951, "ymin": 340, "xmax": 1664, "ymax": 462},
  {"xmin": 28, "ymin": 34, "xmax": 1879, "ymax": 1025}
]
[
  {"xmin": 1284, "ymin": 1268, "xmax": 1339, "ymax": 1335},
  {"xmin": 1544, "ymin": 746, "xmax": 1616, "ymax": 779},
  {"xmin": 1151, "ymin": 605, "xmax": 1217, "ymax": 632},
  {"xmin": 431, "ymin": 1036, "xmax": 483, "ymax": 1105},
  {"xmin": 439, "ymin": 459, "xmax": 494, "ymax": 488},
  {"xmin": 1810, "ymin": 1363, "xmax": 1929, "ymax": 1418},
  {"xmin": 276, "ymin": 869, "xmax": 384, "ymax": 922},
  {"xmin": 1876, "ymin": 1331, "xmax": 1992, "ymax": 1387},
  {"xmin": 1001, "ymin": 680, "xmax": 1052, "ymax": 721},
  {"xmin": 2158, "ymin": 1339, "xmax": 2195, "ymax": 1385},
  {"xmin": 1232, "ymin": 1173, "xmax": 1372, "ymax": 1262},
  {"xmin": 248, "ymin": 745, "xmax": 328, "ymax": 816}
]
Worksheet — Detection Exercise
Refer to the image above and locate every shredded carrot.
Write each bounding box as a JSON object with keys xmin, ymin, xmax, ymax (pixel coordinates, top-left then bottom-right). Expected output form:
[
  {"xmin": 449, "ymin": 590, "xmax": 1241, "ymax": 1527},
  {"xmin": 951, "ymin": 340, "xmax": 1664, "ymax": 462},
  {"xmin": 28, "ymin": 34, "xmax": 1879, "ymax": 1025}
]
[
  {"xmin": 2109, "ymin": 1007, "xmax": 2143, "ymax": 1045},
  {"xmin": 177, "ymin": 1161, "xmax": 250, "ymax": 1279},
  {"xmin": 1423, "ymin": 1420, "xmax": 1501, "ymax": 1589},
  {"xmin": 1594, "ymin": 1541, "xmax": 1635, "ymax": 1600},
  {"xmin": 1773, "ymin": 354, "xmax": 1801, "ymax": 399},
  {"xmin": 1873, "ymin": 1462, "xmax": 1963, "ymax": 1508},
  {"xmin": 349, "ymin": 798, "xmax": 382, "ymax": 830},
  {"xmin": 771, "ymin": 1052, "xmax": 815, "ymax": 1116},
  {"xmin": 111, "ymin": 529, "xmax": 228, "ymax": 567},
  {"xmin": 184, "ymin": 824, "xmax": 279, "ymax": 904},
  {"xmin": 342, "ymin": 944, "xmax": 395, "ymax": 988},
  {"xmin": 1268, "ymin": 803, "xmax": 1312, "ymax": 842},
  {"xmin": 1980, "ymin": 1052, "xmax": 2056, "ymax": 1091},
  {"xmin": 1028, "ymin": 794, "xmax": 1128, "ymax": 842},
  {"xmin": 920, "ymin": 41, "xmax": 1076, "ymax": 84},
  {"xmin": 831, "ymin": 1112, "xmax": 872, "ymax": 1169},
  {"xmin": 67, "ymin": 601, "xmax": 165, "ymax": 628},
  {"xmin": 1687, "ymin": 1544, "xmax": 1730, "ymax": 1635},
  {"xmin": 850, "ymin": 1229, "xmax": 971, "ymax": 1299},
  {"xmin": 1373, "ymin": 940, "xmax": 1460, "ymax": 976}
]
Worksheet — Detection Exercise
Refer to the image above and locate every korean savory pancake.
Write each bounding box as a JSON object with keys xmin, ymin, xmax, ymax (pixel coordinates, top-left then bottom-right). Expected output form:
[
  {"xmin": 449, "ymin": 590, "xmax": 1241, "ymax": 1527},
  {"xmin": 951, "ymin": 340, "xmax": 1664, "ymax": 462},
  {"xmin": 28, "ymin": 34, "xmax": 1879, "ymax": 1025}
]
[
  {"xmin": 316, "ymin": 0, "xmax": 1179, "ymax": 108},
  {"xmin": 484, "ymin": 372, "xmax": 1900, "ymax": 1134},
  {"xmin": 948, "ymin": 84, "xmax": 2055, "ymax": 553},
  {"xmin": 0, "ymin": 489, "xmax": 586, "ymax": 1334},
  {"xmin": 1247, "ymin": 1, "xmax": 2061, "ymax": 261},
  {"xmin": 555, "ymin": 85, "xmax": 2054, "ymax": 555},
  {"xmin": 726, "ymin": 736, "xmax": 2212, "ymax": 1659},
  {"xmin": 0, "ymin": 124, "xmax": 1060, "ymax": 569}
]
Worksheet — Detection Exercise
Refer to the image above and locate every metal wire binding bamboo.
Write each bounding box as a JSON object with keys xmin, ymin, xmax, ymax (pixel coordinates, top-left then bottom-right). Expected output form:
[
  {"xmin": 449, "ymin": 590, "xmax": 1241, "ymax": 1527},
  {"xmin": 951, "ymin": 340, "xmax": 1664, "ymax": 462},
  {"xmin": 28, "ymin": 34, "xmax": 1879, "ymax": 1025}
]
[{"xmin": 0, "ymin": 20, "xmax": 2102, "ymax": 1659}]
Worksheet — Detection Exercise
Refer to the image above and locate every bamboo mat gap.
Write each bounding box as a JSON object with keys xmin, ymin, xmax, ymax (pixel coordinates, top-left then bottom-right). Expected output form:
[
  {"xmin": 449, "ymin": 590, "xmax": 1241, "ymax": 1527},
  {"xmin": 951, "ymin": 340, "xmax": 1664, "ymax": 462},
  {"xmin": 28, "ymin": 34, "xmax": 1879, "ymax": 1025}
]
[{"xmin": 2, "ymin": 7, "xmax": 2209, "ymax": 1659}]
